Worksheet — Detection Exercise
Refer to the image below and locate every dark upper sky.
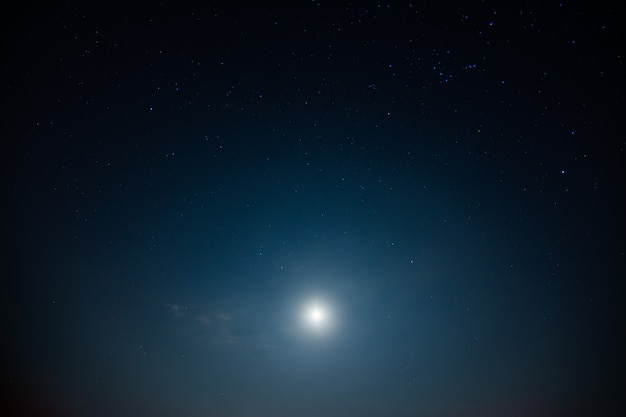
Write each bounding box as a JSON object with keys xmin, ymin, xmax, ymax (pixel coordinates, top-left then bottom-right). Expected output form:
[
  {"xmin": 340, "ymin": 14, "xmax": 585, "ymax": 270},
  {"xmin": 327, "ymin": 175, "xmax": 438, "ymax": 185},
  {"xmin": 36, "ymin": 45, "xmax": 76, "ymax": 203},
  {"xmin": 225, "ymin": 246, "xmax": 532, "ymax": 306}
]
[{"xmin": 1, "ymin": 1, "xmax": 624, "ymax": 416}]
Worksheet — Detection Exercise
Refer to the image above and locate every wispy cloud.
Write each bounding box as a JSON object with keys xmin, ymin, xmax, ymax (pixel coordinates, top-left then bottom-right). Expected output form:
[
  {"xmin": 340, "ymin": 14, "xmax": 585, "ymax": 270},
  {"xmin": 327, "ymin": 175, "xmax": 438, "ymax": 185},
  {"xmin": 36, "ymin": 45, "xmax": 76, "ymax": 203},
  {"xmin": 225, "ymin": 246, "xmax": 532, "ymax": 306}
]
[
  {"xmin": 165, "ymin": 298, "xmax": 282, "ymax": 352},
  {"xmin": 166, "ymin": 303, "xmax": 186, "ymax": 318}
]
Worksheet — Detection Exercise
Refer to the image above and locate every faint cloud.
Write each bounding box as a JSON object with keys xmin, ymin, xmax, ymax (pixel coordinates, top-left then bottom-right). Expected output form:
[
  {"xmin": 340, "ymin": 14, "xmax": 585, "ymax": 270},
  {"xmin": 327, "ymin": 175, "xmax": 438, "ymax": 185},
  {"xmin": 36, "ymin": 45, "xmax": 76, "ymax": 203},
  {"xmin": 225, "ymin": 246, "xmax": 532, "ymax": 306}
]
[
  {"xmin": 166, "ymin": 303, "xmax": 186, "ymax": 318},
  {"xmin": 198, "ymin": 311, "xmax": 231, "ymax": 327},
  {"xmin": 166, "ymin": 298, "xmax": 281, "ymax": 352},
  {"xmin": 198, "ymin": 314, "xmax": 212, "ymax": 326}
]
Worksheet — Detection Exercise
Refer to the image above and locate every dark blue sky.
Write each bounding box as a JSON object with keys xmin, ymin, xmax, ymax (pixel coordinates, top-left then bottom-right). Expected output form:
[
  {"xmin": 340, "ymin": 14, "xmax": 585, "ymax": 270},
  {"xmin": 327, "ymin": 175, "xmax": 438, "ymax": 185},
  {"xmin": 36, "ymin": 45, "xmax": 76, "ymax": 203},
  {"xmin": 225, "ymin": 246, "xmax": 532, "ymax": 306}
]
[{"xmin": 2, "ymin": 1, "xmax": 624, "ymax": 416}]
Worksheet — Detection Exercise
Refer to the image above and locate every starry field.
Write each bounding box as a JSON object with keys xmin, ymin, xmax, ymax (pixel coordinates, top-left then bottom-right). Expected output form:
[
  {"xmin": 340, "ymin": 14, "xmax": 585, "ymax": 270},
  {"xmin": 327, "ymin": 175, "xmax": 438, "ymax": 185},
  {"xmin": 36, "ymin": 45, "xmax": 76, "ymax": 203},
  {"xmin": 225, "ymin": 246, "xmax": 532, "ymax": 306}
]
[{"xmin": 1, "ymin": 1, "xmax": 624, "ymax": 416}]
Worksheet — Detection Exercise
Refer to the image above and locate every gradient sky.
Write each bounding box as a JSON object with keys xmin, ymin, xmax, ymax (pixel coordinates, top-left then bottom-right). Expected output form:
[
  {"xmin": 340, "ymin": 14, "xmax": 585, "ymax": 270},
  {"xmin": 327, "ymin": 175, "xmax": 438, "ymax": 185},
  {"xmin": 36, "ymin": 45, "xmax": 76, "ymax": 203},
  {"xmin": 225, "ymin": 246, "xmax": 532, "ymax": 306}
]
[{"xmin": 1, "ymin": 1, "xmax": 624, "ymax": 416}]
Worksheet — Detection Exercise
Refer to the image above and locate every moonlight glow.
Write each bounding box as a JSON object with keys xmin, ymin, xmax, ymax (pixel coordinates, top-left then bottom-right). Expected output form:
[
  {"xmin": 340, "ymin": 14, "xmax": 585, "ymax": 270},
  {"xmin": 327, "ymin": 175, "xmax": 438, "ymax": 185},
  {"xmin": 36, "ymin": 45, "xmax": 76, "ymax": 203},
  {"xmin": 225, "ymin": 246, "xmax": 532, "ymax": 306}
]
[
  {"xmin": 308, "ymin": 305, "xmax": 325, "ymax": 324},
  {"xmin": 301, "ymin": 300, "xmax": 333, "ymax": 333}
]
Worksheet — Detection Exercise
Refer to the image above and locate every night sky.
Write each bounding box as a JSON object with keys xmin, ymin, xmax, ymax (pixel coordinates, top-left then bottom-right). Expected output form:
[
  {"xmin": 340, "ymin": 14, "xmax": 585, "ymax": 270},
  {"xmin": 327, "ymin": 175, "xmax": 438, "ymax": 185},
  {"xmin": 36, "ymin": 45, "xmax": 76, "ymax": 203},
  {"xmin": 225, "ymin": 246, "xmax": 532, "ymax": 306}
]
[{"xmin": 1, "ymin": 1, "xmax": 624, "ymax": 416}]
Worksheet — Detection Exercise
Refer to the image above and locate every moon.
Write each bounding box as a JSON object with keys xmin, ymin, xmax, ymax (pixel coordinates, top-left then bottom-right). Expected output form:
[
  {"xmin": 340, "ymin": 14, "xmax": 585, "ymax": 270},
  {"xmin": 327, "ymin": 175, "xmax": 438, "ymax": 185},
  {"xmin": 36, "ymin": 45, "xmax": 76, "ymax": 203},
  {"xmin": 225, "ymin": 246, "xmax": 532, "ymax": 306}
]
[
  {"xmin": 308, "ymin": 305, "xmax": 325, "ymax": 324},
  {"xmin": 301, "ymin": 300, "xmax": 333, "ymax": 333}
]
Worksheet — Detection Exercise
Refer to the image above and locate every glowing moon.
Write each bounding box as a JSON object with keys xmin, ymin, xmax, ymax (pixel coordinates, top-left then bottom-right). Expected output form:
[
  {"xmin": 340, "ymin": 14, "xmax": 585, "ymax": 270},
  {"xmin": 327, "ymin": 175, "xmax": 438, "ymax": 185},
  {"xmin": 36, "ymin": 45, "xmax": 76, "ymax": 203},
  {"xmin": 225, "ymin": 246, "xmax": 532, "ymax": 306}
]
[
  {"xmin": 308, "ymin": 305, "xmax": 325, "ymax": 324},
  {"xmin": 301, "ymin": 300, "xmax": 333, "ymax": 333}
]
